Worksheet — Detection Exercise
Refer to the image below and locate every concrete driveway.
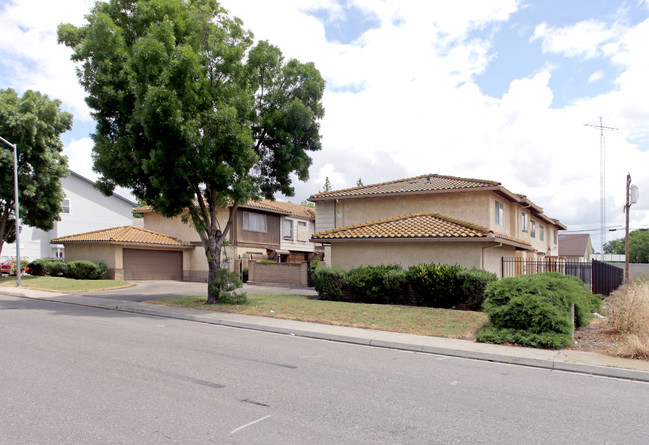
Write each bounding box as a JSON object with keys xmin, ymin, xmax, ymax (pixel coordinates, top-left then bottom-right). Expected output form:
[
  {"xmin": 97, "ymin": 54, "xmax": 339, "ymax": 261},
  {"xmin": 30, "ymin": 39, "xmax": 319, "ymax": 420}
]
[{"xmin": 77, "ymin": 280, "xmax": 317, "ymax": 302}]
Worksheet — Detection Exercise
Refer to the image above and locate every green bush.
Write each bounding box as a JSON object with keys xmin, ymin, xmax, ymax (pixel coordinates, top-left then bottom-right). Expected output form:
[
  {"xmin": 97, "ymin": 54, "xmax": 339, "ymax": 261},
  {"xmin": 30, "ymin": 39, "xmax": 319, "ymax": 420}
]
[
  {"xmin": 477, "ymin": 272, "xmax": 602, "ymax": 349},
  {"xmin": 208, "ymin": 269, "xmax": 246, "ymax": 304},
  {"xmin": 11, "ymin": 259, "xmax": 29, "ymax": 276},
  {"xmin": 457, "ymin": 268, "xmax": 498, "ymax": 310},
  {"xmin": 313, "ymin": 266, "xmax": 348, "ymax": 301},
  {"xmin": 45, "ymin": 261, "xmax": 69, "ymax": 277},
  {"xmin": 476, "ymin": 326, "xmax": 573, "ymax": 349},
  {"xmin": 27, "ymin": 259, "xmax": 56, "ymax": 276},
  {"xmin": 347, "ymin": 265, "xmax": 404, "ymax": 304},
  {"xmin": 407, "ymin": 263, "xmax": 464, "ymax": 308},
  {"xmin": 67, "ymin": 260, "xmax": 106, "ymax": 280},
  {"xmin": 260, "ymin": 259, "xmax": 277, "ymax": 263}
]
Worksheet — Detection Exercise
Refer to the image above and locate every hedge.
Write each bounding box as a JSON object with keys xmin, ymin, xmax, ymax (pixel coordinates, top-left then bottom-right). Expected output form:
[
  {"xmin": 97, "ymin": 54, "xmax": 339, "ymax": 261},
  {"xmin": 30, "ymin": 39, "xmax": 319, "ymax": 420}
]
[
  {"xmin": 313, "ymin": 266, "xmax": 348, "ymax": 301},
  {"xmin": 407, "ymin": 263, "xmax": 464, "ymax": 308}
]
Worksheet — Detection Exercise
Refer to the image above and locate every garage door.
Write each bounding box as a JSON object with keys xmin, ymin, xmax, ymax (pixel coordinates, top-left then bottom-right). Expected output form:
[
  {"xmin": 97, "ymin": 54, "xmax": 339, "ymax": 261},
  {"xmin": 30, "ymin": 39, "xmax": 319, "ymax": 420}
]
[{"xmin": 123, "ymin": 249, "xmax": 182, "ymax": 280}]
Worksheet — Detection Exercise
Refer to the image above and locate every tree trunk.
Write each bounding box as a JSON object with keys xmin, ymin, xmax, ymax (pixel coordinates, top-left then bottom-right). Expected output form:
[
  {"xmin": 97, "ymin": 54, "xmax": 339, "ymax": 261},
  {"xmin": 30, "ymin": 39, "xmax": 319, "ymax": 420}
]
[{"xmin": 204, "ymin": 230, "xmax": 224, "ymax": 304}]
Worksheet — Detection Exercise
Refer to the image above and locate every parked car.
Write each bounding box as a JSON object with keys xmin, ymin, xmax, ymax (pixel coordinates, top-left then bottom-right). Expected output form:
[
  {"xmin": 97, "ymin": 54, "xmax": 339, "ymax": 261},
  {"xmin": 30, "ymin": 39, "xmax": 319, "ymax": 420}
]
[{"xmin": 1, "ymin": 260, "xmax": 12, "ymax": 276}]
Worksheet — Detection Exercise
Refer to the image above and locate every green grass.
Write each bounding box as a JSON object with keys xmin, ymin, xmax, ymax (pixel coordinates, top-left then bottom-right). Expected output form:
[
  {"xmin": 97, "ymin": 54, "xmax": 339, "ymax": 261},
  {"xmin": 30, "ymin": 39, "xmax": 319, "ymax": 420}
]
[
  {"xmin": 152, "ymin": 294, "xmax": 489, "ymax": 339},
  {"xmin": 0, "ymin": 275, "xmax": 134, "ymax": 292}
]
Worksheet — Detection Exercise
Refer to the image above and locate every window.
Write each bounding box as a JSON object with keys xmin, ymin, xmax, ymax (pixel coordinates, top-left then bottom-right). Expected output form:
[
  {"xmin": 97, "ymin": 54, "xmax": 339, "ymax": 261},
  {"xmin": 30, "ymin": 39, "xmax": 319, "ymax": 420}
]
[
  {"xmin": 531, "ymin": 221, "xmax": 536, "ymax": 238},
  {"xmin": 283, "ymin": 219, "xmax": 293, "ymax": 239},
  {"xmin": 521, "ymin": 212, "xmax": 528, "ymax": 233},
  {"xmin": 62, "ymin": 198, "xmax": 70, "ymax": 214},
  {"xmin": 243, "ymin": 212, "xmax": 267, "ymax": 232},
  {"xmin": 297, "ymin": 221, "xmax": 308, "ymax": 242},
  {"xmin": 540, "ymin": 225, "xmax": 544, "ymax": 241},
  {"xmin": 495, "ymin": 201, "xmax": 504, "ymax": 225},
  {"xmin": 554, "ymin": 229, "xmax": 558, "ymax": 245}
]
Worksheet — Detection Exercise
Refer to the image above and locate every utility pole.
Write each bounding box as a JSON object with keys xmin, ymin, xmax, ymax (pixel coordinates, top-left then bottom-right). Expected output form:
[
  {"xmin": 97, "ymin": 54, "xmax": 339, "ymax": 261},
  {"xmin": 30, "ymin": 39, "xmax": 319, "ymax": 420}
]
[
  {"xmin": 585, "ymin": 117, "xmax": 617, "ymax": 252},
  {"xmin": 625, "ymin": 174, "xmax": 639, "ymax": 284},
  {"xmin": 0, "ymin": 135, "xmax": 21, "ymax": 287}
]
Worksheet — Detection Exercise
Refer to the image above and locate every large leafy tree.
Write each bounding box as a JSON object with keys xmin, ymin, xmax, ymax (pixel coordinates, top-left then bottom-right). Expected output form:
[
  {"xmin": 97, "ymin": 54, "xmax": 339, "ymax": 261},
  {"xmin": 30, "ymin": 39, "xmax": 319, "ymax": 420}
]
[
  {"xmin": 603, "ymin": 231, "xmax": 649, "ymax": 263},
  {"xmin": 0, "ymin": 88, "xmax": 71, "ymax": 257},
  {"xmin": 58, "ymin": 0, "xmax": 324, "ymax": 302}
]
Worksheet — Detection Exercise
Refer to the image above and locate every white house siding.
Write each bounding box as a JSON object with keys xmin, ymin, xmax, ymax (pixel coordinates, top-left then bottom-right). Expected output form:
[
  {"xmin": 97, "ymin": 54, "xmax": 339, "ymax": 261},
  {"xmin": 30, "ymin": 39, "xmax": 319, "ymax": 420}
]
[
  {"xmin": 280, "ymin": 217, "xmax": 316, "ymax": 253},
  {"xmin": 1, "ymin": 172, "xmax": 134, "ymax": 262}
]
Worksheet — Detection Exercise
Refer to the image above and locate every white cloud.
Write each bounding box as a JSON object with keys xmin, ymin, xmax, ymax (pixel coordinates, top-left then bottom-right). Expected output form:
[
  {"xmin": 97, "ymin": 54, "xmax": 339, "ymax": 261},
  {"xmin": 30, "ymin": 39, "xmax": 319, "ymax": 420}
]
[
  {"xmin": 531, "ymin": 20, "xmax": 624, "ymax": 59},
  {"xmin": 588, "ymin": 71, "xmax": 605, "ymax": 83}
]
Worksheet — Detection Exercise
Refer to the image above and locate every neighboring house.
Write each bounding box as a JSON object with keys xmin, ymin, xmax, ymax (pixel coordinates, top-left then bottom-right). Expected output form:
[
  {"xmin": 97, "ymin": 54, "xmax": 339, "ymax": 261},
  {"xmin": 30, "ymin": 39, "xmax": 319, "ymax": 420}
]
[
  {"xmin": 1, "ymin": 171, "xmax": 135, "ymax": 262},
  {"xmin": 558, "ymin": 233, "xmax": 593, "ymax": 261},
  {"xmin": 309, "ymin": 174, "xmax": 566, "ymax": 277},
  {"xmin": 52, "ymin": 199, "xmax": 318, "ymax": 281}
]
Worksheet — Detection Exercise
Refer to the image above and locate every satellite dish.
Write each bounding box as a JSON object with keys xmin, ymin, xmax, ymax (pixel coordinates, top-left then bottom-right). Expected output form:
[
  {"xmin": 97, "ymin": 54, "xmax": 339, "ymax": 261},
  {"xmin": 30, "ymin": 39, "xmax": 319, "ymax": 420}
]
[{"xmin": 631, "ymin": 185, "xmax": 639, "ymax": 204}]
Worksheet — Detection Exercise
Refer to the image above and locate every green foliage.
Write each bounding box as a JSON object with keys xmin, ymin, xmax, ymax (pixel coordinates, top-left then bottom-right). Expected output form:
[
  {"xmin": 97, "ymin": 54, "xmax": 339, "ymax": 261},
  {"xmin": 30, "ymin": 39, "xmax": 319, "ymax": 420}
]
[
  {"xmin": 347, "ymin": 264, "xmax": 407, "ymax": 304},
  {"xmin": 313, "ymin": 266, "xmax": 348, "ymax": 301},
  {"xmin": 457, "ymin": 268, "xmax": 498, "ymax": 310},
  {"xmin": 603, "ymin": 238, "xmax": 624, "ymax": 254},
  {"xmin": 27, "ymin": 259, "xmax": 56, "ymax": 276},
  {"xmin": 476, "ymin": 326, "xmax": 573, "ymax": 349},
  {"xmin": 45, "ymin": 261, "xmax": 69, "ymax": 277},
  {"xmin": 242, "ymin": 267, "xmax": 249, "ymax": 283},
  {"xmin": 0, "ymin": 88, "xmax": 71, "ymax": 257},
  {"xmin": 10, "ymin": 259, "xmax": 29, "ymax": 275},
  {"xmin": 58, "ymin": 0, "xmax": 325, "ymax": 302},
  {"xmin": 208, "ymin": 269, "xmax": 246, "ymax": 304},
  {"xmin": 323, "ymin": 176, "xmax": 332, "ymax": 192},
  {"xmin": 260, "ymin": 259, "xmax": 277, "ymax": 263},
  {"xmin": 67, "ymin": 260, "xmax": 107, "ymax": 280},
  {"xmin": 407, "ymin": 263, "xmax": 464, "ymax": 308},
  {"xmin": 603, "ymin": 230, "xmax": 649, "ymax": 262},
  {"xmin": 478, "ymin": 272, "xmax": 602, "ymax": 349}
]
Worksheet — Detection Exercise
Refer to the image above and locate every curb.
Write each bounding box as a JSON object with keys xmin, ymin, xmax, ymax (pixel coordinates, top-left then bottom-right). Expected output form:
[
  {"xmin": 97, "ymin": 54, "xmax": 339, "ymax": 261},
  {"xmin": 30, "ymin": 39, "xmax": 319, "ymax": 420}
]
[{"xmin": 3, "ymin": 289, "xmax": 649, "ymax": 383}]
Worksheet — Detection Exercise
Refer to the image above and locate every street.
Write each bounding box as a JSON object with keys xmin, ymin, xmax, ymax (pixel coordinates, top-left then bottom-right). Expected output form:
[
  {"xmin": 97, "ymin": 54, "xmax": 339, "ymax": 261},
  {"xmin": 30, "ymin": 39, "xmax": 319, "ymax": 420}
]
[{"xmin": 1, "ymin": 294, "xmax": 648, "ymax": 444}]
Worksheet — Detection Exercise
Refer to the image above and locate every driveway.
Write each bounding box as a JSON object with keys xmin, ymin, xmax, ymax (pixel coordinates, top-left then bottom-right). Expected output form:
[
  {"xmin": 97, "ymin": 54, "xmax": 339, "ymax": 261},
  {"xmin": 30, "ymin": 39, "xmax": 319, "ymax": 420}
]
[{"xmin": 75, "ymin": 280, "xmax": 317, "ymax": 302}]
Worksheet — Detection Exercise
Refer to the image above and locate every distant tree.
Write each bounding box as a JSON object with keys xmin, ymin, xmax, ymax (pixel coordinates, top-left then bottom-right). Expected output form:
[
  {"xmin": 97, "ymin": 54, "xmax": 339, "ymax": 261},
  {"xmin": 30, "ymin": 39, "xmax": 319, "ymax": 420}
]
[
  {"xmin": 0, "ymin": 88, "xmax": 71, "ymax": 257},
  {"xmin": 356, "ymin": 178, "xmax": 363, "ymax": 187},
  {"xmin": 59, "ymin": 0, "xmax": 324, "ymax": 303},
  {"xmin": 300, "ymin": 200, "xmax": 315, "ymax": 208},
  {"xmin": 602, "ymin": 231, "xmax": 649, "ymax": 263},
  {"xmin": 603, "ymin": 238, "xmax": 624, "ymax": 255},
  {"xmin": 323, "ymin": 176, "xmax": 332, "ymax": 192}
]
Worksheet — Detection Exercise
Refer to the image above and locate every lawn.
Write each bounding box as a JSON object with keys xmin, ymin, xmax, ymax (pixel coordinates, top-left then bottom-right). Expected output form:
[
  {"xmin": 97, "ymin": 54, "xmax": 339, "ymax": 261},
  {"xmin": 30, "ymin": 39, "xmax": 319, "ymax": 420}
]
[
  {"xmin": 0, "ymin": 275, "xmax": 134, "ymax": 292},
  {"xmin": 151, "ymin": 294, "xmax": 489, "ymax": 339}
]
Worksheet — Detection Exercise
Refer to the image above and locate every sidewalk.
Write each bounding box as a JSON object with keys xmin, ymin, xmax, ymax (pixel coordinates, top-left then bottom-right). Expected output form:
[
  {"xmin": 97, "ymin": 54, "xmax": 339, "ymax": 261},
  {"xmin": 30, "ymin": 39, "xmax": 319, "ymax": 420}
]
[{"xmin": 3, "ymin": 285, "xmax": 649, "ymax": 382}]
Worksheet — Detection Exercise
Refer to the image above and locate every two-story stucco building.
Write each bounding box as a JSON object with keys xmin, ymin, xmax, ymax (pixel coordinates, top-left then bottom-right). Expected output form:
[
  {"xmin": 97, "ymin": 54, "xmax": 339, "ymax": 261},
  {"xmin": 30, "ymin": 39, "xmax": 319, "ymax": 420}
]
[{"xmin": 309, "ymin": 174, "xmax": 565, "ymax": 277}]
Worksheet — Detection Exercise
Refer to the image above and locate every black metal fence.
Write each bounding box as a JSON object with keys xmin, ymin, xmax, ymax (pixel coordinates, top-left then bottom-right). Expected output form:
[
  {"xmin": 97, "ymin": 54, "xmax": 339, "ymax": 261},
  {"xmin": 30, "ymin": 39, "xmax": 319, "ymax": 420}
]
[{"xmin": 501, "ymin": 258, "xmax": 624, "ymax": 296}]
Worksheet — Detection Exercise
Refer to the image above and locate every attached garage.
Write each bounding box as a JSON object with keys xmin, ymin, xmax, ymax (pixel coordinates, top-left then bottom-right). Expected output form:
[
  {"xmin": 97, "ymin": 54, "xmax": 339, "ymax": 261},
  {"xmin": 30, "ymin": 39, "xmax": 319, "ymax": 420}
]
[
  {"xmin": 51, "ymin": 226, "xmax": 194, "ymax": 280},
  {"xmin": 123, "ymin": 249, "xmax": 183, "ymax": 280}
]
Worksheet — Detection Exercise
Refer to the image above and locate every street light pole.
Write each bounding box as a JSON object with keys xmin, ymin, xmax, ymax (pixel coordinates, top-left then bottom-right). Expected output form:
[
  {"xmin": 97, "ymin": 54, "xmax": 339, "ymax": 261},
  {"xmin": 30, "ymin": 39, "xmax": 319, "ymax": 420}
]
[{"xmin": 0, "ymin": 135, "xmax": 21, "ymax": 287}]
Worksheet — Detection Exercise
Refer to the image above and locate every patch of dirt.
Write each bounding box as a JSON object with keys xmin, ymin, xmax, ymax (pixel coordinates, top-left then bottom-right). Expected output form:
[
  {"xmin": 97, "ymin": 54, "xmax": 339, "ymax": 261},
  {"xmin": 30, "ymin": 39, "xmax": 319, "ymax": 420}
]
[{"xmin": 566, "ymin": 316, "xmax": 617, "ymax": 355}]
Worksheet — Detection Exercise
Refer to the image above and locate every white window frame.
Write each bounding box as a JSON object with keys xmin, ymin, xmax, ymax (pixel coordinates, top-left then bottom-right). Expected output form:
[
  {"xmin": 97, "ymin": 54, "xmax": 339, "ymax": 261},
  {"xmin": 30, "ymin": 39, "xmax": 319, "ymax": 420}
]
[
  {"xmin": 521, "ymin": 212, "xmax": 529, "ymax": 233},
  {"xmin": 283, "ymin": 219, "xmax": 293, "ymax": 240},
  {"xmin": 495, "ymin": 201, "xmax": 504, "ymax": 226},
  {"xmin": 531, "ymin": 220, "xmax": 536, "ymax": 238},
  {"xmin": 62, "ymin": 198, "xmax": 71, "ymax": 214},
  {"xmin": 540, "ymin": 225, "xmax": 544, "ymax": 241},
  {"xmin": 243, "ymin": 212, "xmax": 267, "ymax": 232}
]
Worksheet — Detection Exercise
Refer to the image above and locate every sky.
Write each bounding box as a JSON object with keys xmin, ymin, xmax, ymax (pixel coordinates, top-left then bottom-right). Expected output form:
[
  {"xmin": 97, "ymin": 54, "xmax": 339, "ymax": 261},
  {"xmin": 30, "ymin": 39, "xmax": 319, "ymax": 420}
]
[{"xmin": 1, "ymin": 0, "xmax": 649, "ymax": 250}]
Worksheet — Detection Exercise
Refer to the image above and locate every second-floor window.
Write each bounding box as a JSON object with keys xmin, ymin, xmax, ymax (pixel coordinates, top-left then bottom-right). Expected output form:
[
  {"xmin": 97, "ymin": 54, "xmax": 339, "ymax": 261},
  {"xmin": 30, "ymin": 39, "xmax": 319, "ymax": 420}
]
[
  {"xmin": 62, "ymin": 198, "xmax": 70, "ymax": 214},
  {"xmin": 554, "ymin": 229, "xmax": 558, "ymax": 245},
  {"xmin": 283, "ymin": 219, "xmax": 293, "ymax": 240},
  {"xmin": 495, "ymin": 201, "xmax": 504, "ymax": 225},
  {"xmin": 243, "ymin": 212, "xmax": 267, "ymax": 232},
  {"xmin": 531, "ymin": 221, "xmax": 536, "ymax": 238},
  {"xmin": 521, "ymin": 212, "xmax": 529, "ymax": 233},
  {"xmin": 540, "ymin": 225, "xmax": 544, "ymax": 241}
]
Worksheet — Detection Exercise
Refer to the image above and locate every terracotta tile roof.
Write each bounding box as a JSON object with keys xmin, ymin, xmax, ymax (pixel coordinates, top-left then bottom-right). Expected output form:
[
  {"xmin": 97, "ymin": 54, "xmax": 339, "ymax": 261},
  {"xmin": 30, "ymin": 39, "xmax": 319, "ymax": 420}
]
[
  {"xmin": 133, "ymin": 199, "xmax": 314, "ymax": 219},
  {"xmin": 50, "ymin": 226, "xmax": 193, "ymax": 248},
  {"xmin": 309, "ymin": 174, "xmax": 501, "ymax": 200},
  {"xmin": 311, "ymin": 213, "xmax": 532, "ymax": 249}
]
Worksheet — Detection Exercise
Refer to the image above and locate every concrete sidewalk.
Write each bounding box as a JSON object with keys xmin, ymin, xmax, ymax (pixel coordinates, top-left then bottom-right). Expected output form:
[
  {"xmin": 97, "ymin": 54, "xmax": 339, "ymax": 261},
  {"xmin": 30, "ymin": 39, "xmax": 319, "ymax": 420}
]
[{"xmin": 3, "ymin": 284, "xmax": 649, "ymax": 382}]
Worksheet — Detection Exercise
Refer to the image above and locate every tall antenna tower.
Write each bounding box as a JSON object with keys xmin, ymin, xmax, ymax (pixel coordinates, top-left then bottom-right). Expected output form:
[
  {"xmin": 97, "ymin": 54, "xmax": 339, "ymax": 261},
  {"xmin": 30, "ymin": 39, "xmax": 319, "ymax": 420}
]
[{"xmin": 585, "ymin": 117, "xmax": 617, "ymax": 250}]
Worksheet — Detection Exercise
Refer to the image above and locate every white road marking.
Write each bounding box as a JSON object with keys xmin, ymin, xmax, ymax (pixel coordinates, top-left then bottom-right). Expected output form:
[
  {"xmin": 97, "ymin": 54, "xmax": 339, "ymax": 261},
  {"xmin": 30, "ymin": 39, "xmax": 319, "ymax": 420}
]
[{"xmin": 231, "ymin": 415, "xmax": 271, "ymax": 434}]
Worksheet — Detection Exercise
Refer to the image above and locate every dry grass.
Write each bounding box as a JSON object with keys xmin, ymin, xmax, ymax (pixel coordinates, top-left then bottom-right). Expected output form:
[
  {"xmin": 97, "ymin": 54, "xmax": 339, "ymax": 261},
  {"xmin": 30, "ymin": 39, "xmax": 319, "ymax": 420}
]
[
  {"xmin": 152, "ymin": 294, "xmax": 489, "ymax": 339},
  {"xmin": 605, "ymin": 278, "xmax": 649, "ymax": 359}
]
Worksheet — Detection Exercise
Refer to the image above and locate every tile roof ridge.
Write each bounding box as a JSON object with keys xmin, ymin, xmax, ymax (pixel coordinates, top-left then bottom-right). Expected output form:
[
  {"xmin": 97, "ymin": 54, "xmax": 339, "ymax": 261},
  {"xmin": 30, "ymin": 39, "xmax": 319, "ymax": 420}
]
[{"xmin": 427, "ymin": 212, "xmax": 491, "ymax": 234}]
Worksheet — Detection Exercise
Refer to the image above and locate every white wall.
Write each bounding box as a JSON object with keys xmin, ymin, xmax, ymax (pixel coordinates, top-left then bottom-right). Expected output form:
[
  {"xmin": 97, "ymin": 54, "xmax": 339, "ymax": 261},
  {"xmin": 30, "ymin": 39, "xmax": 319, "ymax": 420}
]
[{"xmin": 1, "ymin": 172, "xmax": 134, "ymax": 262}]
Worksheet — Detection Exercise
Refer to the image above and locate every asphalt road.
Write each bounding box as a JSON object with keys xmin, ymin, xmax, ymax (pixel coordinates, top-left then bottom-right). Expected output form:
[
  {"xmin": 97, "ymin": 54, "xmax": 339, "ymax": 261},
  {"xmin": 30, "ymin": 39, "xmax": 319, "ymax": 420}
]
[{"xmin": 2, "ymin": 294, "xmax": 648, "ymax": 444}]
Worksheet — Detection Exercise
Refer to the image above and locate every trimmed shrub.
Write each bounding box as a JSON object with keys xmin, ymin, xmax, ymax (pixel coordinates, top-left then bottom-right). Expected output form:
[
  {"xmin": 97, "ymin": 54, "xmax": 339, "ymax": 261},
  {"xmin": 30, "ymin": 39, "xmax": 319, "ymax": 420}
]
[
  {"xmin": 407, "ymin": 263, "xmax": 464, "ymax": 308},
  {"xmin": 347, "ymin": 264, "xmax": 405, "ymax": 304},
  {"xmin": 313, "ymin": 266, "xmax": 348, "ymax": 301},
  {"xmin": 11, "ymin": 259, "xmax": 29, "ymax": 276},
  {"xmin": 27, "ymin": 259, "xmax": 55, "ymax": 276},
  {"xmin": 457, "ymin": 268, "xmax": 498, "ymax": 310},
  {"xmin": 45, "ymin": 261, "xmax": 69, "ymax": 277},
  {"xmin": 67, "ymin": 260, "xmax": 107, "ymax": 280},
  {"xmin": 478, "ymin": 272, "xmax": 602, "ymax": 349},
  {"xmin": 208, "ymin": 269, "xmax": 246, "ymax": 305}
]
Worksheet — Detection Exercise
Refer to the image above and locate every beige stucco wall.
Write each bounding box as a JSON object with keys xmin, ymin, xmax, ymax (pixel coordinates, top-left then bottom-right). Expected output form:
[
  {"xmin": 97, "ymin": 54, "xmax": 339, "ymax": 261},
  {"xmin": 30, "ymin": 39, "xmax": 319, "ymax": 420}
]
[
  {"xmin": 329, "ymin": 240, "xmax": 516, "ymax": 277},
  {"xmin": 142, "ymin": 210, "xmax": 230, "ymax": 243},
  {"xmin": 63, "ymin": 243, "xmax": 123, "ymax": 279}
]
